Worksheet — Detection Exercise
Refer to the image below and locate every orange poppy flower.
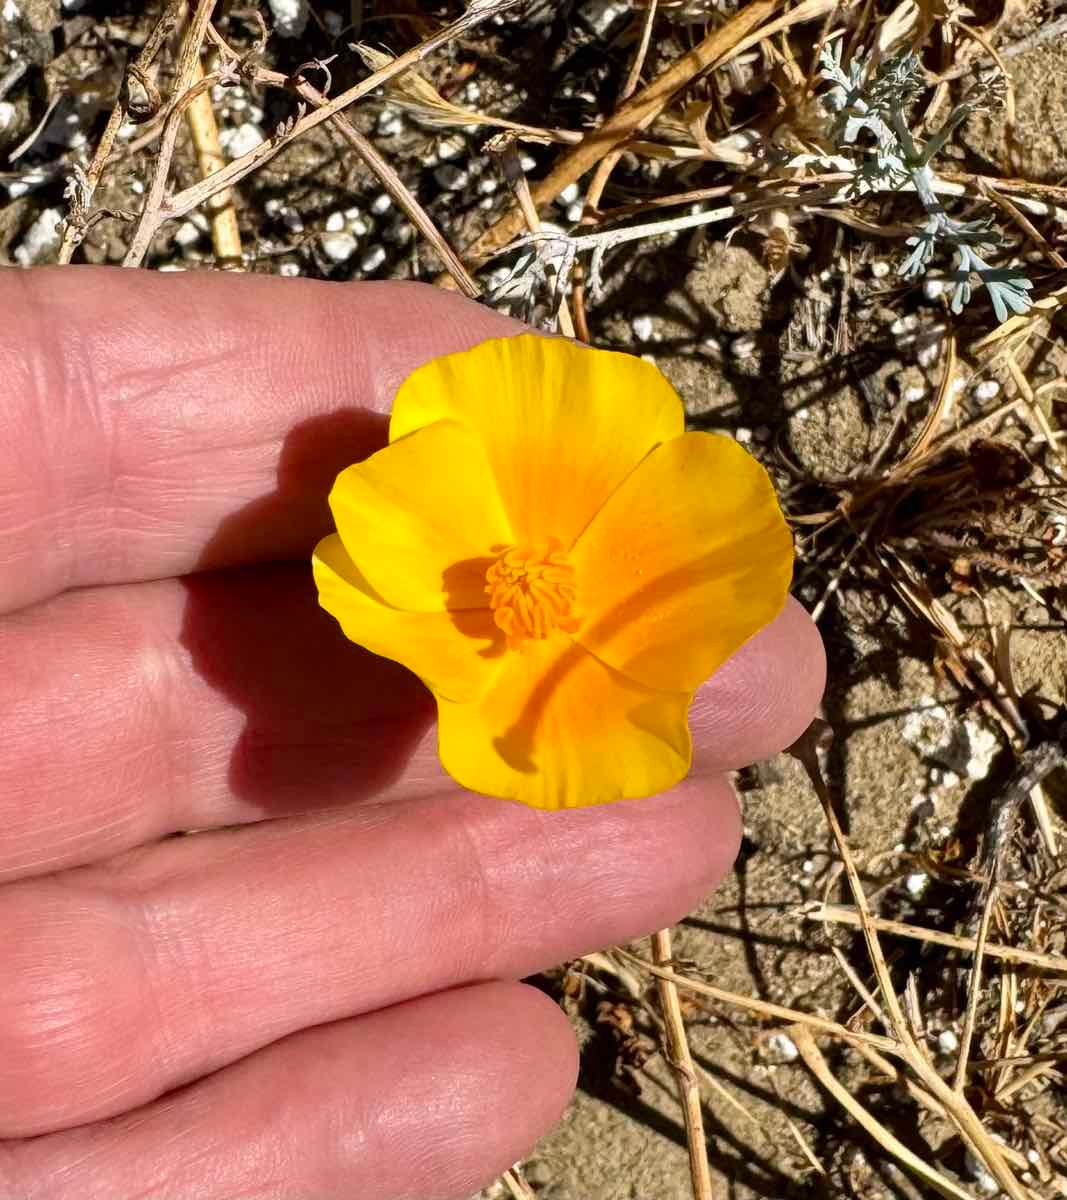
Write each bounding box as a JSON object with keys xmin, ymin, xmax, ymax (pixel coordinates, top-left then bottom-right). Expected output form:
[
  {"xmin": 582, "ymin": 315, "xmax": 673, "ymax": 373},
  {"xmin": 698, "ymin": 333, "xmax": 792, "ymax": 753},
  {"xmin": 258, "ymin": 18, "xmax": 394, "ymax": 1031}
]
[{"xmin": 313, "ymin": 335, "xmax": 793, "ymax": 809}]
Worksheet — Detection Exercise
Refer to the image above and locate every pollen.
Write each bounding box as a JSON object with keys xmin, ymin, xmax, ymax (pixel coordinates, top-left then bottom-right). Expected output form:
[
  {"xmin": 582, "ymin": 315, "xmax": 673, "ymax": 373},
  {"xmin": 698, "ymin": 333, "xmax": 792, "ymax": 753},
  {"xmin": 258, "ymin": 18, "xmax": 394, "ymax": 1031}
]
[{"xmin": 485, "ymin": 538, "xmax": 580, "ymax": 648}]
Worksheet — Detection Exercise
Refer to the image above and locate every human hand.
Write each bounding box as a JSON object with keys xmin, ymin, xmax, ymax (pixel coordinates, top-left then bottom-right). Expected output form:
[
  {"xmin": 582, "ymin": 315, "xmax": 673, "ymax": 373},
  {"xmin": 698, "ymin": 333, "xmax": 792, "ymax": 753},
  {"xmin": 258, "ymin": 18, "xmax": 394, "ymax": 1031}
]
[{"xmin": 0, "ymin": 267, "xmax": 824, "ymax": 1199}]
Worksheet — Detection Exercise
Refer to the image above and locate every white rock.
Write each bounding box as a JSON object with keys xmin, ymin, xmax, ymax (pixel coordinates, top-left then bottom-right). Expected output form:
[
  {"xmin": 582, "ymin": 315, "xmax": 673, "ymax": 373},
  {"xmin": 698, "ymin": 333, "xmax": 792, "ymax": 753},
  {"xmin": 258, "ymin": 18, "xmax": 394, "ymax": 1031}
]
[
  {"xmin": 360, "ymin": 244, "xmax": 386, "ymax": 273},
  {"xmin": 437, "ymin": 136, "xmax": 465, "ymax": 161},
  {"xmin": 917, "ymin": 340, "xmax": 941, "ymax": 368},
  {"xmin": 477, "ymin": 177, "xmax": 499, "ymax": 195},
  {"xmin": 890, "ymin": 313, "xmax": 920, "ymax": 336},
  {"xmin": 870, "ymin": 259, "xmax": 890, "ymax": 279},
  {"xmin": 734, "ymin": 427, "xmax": 752, "ymax": 444},
  {"xmin": 219, "ymin": 123, "xmax": 263, "ymax": 159},
  {"xmin": 631, "ymin": 315, "xmax": 654, "ymax": 341},
  {"xmin": 174, "ymin": 221, "xmax": 201, "ymax": 248},
  {"xmin": 1, "ymin": 0, "xmax": 18, "ymax": 19},
  {"xmin": 321, "ymin": 232, "xmax": 357, "ymax": 262},
  {"xmin": 266, "ymin": 0, "xmax": 309, "ymax": 37},
  {"xmin": 0, "ymin": 101, "xmax": 15, "ymax": 133},
  {"xmin": 905, "ymin": 872, "xmax": 928, "ymax": 898},
  {"xmin": 937, "ymin": 1029, "xmax": 959, "ymax": 1055},
  {"xmin": 964, "ymin": 718, "xmax": 999, "ymax": 781},
  {"xmin": 264, "ymin": 197, "xmax": 285, "ymax": 217},
  {"xmin": 129, "ymin": 179, "xmax": 144, "ymax": 195},
  {"xmin": 434, "ymin": 163, "xmax": 468, "ymax": 191},
  {"xmin": 767, "ymin": 1032, "xmax": 799, "ymax": 1061},
  {"xmin": 903, "ymin": 384, "xmax": 926, "ymax": 403},
  {"xmin": 157, "ymin": 263, "xmax": 185, "ymax": 272},
  {"xmin": 14, "ymin": 207, "xmax": 63, "ymax": 266},
  {"xmin": 565, "ymin": 202, "xmax": 583, "ymax": 223},
  {"xmin": 974, "ymin": 379, "xmax": 1000, "ymax": 401},
  {"xmin": 519, "ymin": 153, "xmax": 537, "ymax": 172},
  {"xmin": 376, "ymin": 109, "xmax": 403, "ymax": 137},
  {"xmin": 279, "ymin": 261, "xmax": 301, "ymax": 276},
  {"xmin": 62, "ymin": 0, "xmax": 88, "ymax": 10},
  {"xmin": 557, "ymin": 182, "xmax": 580, "ymax": 205},
  {"xmin": 586, "ymin": 0, "xmax": 629, "ymax": 35},
  {"xmin": 282, "ymin": 210, "xmax": 304, "ymax": 233},
  {"xmin": 324, "ymin": 210, "xmax": 346, "ymax": 233},
  {"xmin": 731, "ymin": 334, "xmax": 757, "ymax": 359},
  {"xmin": 924, "ymin": 278, "xmax": 947, "ymax": 300},
  {"xmin": 370, "ymin": 193, "xmax": 392, "ymax": 216}
]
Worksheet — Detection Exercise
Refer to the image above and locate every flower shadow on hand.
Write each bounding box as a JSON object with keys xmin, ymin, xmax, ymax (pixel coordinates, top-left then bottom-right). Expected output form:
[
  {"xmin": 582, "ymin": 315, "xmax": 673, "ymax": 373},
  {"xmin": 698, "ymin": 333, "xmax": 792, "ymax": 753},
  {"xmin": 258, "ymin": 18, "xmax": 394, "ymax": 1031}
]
[{"xmin": 178, "ymin": 410, "xmax": 436, "ymax": 818}]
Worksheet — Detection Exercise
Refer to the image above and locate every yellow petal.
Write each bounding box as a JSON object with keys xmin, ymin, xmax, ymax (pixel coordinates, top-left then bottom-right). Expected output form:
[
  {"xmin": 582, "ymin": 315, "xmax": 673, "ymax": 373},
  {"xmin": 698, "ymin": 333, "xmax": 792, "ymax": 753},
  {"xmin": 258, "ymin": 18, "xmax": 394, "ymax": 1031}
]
[
  {"xmin": 388, "ymin": 335, "xmax": 684, "ymax": 548},
  {"xmin": 571, "ymin": 431, "xmax": 793, "ymax": 693},
  {"xmin": 313, "ymin": 534, "xmax": 503, "ymax": 703},
  {"xmin": 436, "ymin": 633, "xmax": 691, "ymax": 809},
  {"xmin": 329, "ymin": 419, "xmax": 513, "ymax": 612}
]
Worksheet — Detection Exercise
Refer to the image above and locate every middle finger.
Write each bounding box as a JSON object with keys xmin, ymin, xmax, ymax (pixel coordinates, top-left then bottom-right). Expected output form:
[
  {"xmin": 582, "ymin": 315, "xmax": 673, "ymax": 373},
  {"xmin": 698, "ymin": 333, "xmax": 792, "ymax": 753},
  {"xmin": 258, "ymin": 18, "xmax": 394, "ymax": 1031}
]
[{"xmin": 0, "ymin": 777, "xmax": 741, "ymax": 1138}]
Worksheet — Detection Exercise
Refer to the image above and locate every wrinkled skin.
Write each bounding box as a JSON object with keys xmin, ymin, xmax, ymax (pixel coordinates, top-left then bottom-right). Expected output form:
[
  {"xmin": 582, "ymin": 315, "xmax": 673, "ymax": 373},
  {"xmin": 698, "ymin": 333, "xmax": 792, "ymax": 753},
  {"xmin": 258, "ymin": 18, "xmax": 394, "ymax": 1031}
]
[{"xmin": 0, "ymin": 268, "xmax": 825, "ymax": 1200}]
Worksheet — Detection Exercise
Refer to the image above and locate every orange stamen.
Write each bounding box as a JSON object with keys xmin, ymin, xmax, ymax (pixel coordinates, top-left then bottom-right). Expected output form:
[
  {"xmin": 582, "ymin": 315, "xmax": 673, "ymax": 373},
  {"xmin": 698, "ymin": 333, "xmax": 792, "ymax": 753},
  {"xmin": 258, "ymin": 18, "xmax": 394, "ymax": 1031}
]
[{"xmin": 485, "ymin": 539, "xmax": 580, "ymax": 648}]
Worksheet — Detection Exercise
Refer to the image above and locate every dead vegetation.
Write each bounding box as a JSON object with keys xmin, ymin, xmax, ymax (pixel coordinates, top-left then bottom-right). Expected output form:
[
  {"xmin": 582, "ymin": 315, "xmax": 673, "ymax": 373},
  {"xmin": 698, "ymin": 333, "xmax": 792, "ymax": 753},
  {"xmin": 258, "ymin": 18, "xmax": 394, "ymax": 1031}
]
[{"xmin": 2, "ymin": 0, "xmax": 1067, "ymax": 1197}]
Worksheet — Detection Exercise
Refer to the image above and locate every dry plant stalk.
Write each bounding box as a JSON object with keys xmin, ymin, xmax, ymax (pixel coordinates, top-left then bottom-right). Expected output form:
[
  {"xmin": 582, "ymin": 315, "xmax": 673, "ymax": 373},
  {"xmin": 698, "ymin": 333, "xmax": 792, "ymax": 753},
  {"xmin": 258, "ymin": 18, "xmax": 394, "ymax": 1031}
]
[
  {"xmin": 650, "ymin": 927, "xmax": 715, "ymax": 1200},
  {"xmin": 185, "ymin": 59, "xmax": 242, "ymax": 267}
]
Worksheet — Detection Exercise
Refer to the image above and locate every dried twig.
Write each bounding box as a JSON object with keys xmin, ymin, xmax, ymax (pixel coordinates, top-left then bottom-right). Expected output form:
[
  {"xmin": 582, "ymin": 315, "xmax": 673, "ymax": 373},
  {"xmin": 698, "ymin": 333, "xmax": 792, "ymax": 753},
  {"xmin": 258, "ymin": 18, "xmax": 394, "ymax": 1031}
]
[
  {"xmin": 651, "ymin": 928, "xmax": 715, "ymax": 1200},
  {"xmin": 185, "ymin": 58, "xmax": 242, "ymax": 267}
]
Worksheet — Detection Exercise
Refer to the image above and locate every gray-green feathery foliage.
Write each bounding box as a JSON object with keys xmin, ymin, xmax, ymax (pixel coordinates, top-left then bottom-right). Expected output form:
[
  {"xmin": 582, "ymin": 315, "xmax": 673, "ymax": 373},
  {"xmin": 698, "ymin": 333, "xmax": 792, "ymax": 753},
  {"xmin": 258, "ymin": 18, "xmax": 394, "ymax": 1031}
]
[{"xmin": 819, "ymin": 42, "xmax": 1033, "ymax": 323}]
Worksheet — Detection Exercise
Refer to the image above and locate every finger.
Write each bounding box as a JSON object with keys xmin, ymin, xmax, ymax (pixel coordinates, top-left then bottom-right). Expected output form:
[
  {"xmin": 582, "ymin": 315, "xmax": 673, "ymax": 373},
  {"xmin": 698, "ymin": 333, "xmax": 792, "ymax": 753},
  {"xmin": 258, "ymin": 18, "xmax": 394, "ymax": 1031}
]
[
  {"xmin": 0, "ymin": 780, "xmax": 739, "ymax": 1136},
  {"xmin": 0, "ymin": 268, "xmax": 520, "ymax": 614},
  {"xmin": 0, "ymin": 573, "xmax": 820, "ymax": 880},
  {"xmin": 1, "ymin": 981, "xmax": 576, "ymax": 1200}
]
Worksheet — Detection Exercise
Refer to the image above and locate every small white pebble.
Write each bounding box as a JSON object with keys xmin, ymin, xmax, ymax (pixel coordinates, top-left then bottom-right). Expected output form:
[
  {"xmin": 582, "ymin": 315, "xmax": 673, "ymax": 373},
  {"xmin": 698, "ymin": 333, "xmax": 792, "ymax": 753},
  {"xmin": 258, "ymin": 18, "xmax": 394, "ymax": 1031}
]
[
  {"xmin": 434, "ymin": 163, "xmax": 469, "ymax": 191},
  {"xmin": 1015, "ymin": 1000, "xmax": 1025, "ymax": 1014},
  {"xmin": 325, "ymin": 211, "xmax": 346, "ymax": 233},
  {"xmin": 370, "ymin": 193, "xmax": 392, "ymax": 216},
  {"xmin": 731, "ymin": 334, "xmax": 757, "ymax": 359},
  {"xmin": 767, "ymin": 1033, "xmax": 799, "ymax": 1062},
  {"xmin": 924, "ymin": 278, "xmax": 947, "ymax": 300},
  {"xmin": 437, "ymin": 136, "xmax": 465, "ymax": 161},
  {"xmin": 565, "ymin": 201, "xmax": 583, "ymax": 223},
  {"xmin": 557, "ymin": 182, "xmax": 580, "ymax": 205},
  {"xmin": 218, "ymin": 123, "xmax": 263, "ymax": 159},
  {"xmin": 14, "ymin": 206, "xmax": 63, "ymax": 267},
  {"xmin": 917, "ymin": 341, "xmax": 941, "ymax": 368},
  {"xmin": 129, "ymin": 179, "xmax": 144, "ymax": 195},
  {"xmin": 941, "ymin": 769, "xmax": 960, "ymax": 788},
  {"xmin": 974, "ymin": 379, "xmax": 1001, "ymax": 401},
  {"xmin": 1, "ymin": 0, "xmax": 19, "ymax": 18},
  {"xmin": 321, "ymin": 231, "xmax": 357, "ymax": 262},
  {"xmin": 384, "ymin": 219, "xmax": 411, "ymax": 245},
  {"xmin": 157, "ymin": 263, "xmax": 185, "ymax": 272},
  {"xmin": 905, "ymin": 872, "xmax": 928, "ymax": 897},
  {"xmin": 376, "ymin": 109, "xmax": 403, "ymax": 138},
  {"xmin": 890, "ymin": 313, "xmax": 920, "ymax": 336},
  {"xmin": 282, "ymin": 210, "xmax": 304, "ymax": 233},
  {"xmin": 631, "ymin": 315, "xmax": 654, "ymax": 341},
  {"xmin": 903, "ymin": 384, "xmax": 926, "ymax": 403},
  {"xmin": 734, "ymin": 427, "xmax": 752, "ymax": 444},
  {"xmin": 279, "ymin": 261, "xmax": 301, "ymax": 277},
  {"xmin": 462, "ymin": 81, "xmax": 481, "ymax": 104},
  {"xmin": 937, "ymin": 1029, "xmax": 959, "ymax": 1055},
  {"xmin": 519, "ymin": 153, "xmax": 537, "ymax": 172},
  {"xmin": 360, "ymin": 244, "xmax": 386, "ymax": 273},
  {"xmin": 350, "ymin": 216, "xmax": 370, "ymax": 237},
  {"xmin": 640, "ymin": 353, "xmax": 656, "ymax": 364},
  {"xmin": 264, "ymin": 198, "xmax": 285, "ymax": 217},
  {"xmin": 174, "ymin": 221, "xmax": 200, "ymax": 248},
  {"xmin": 893, "ymin": 841, "xmax": 906, "ymax": 854},
  {"xmin": 0, "ymin": 100, "xmax": 15, "ymax": 133},
  {"xmin": 871, "ymin": 259, "xmax": 890, "ymax": 279},
  {"xmin": 477, "ymin": 177, "xmax": 499, "ymax": 196},
  {"xmin": 478, "ymin": 195, "xmax": 494, "ymax": 210},
  {"xmin": 801, "ymin": 859, "xmax": 815, "ymax": 874},
  {"xmin": 266, "ymin": 0, "xmax": 309, "ymax": 37},
  {"xmin": 1026, "ymin": 1150, "xmax": 1040, "ymax": 1166}
]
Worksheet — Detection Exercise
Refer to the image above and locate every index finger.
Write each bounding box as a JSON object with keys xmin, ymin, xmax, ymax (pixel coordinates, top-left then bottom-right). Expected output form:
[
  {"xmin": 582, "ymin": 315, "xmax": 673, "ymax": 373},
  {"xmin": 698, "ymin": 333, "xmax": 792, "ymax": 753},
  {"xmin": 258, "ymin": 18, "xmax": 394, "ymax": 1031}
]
[{"xmin": 0, "ymin": 267, "xmax": 519, "ymax": 615}]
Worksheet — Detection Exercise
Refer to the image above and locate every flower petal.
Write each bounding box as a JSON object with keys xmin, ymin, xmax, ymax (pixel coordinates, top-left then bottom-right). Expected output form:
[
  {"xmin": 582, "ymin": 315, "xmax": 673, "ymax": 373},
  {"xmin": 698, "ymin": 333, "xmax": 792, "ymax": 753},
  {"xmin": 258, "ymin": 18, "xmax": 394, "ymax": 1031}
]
[
  {"xmin": 571, "ymin": 431, "xmax": 793, "ymax": 693},
  {"xmin": 436, "ymin": 633, "xmax": 691, "ymax": 809},
  {"xmin": 313, "ymin": 534, "xmax": 503, "ymax": 704},
  {"xmin": 328, "ymin": 419, "xmax": 513, "ymax": 612},
  {"xmin": 388, "ymin": 335, "xmax": 684, "ymax": 547}
]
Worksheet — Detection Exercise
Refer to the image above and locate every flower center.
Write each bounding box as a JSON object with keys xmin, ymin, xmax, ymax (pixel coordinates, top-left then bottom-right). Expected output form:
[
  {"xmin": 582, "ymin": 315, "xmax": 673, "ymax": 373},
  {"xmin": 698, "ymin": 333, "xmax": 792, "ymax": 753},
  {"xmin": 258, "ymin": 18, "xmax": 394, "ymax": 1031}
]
[{"xmin": 485, "ymin": 539, "xmax": 580, "ymax": 648}]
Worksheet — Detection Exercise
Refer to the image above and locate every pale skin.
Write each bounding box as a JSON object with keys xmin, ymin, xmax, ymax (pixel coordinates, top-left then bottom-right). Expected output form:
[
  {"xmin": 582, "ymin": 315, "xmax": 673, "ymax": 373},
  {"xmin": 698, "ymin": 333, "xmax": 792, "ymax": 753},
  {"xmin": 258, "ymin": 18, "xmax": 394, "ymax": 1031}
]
[{"xmin": 0, "ymin": 268, "xmax": 825, "ymax": 1199}]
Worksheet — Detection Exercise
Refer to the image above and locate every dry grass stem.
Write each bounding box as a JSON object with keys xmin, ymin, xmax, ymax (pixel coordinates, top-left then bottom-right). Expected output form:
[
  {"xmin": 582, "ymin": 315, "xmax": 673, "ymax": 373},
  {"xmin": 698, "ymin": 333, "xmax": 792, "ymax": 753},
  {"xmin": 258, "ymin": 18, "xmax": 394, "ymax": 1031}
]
[
  {"xmin": 185, "ymin": 60, "xmax": 242, "ymax": 267},
  {"xmin": 650, "ymin": 927, "xmax": 716, "ymax": 1200}
]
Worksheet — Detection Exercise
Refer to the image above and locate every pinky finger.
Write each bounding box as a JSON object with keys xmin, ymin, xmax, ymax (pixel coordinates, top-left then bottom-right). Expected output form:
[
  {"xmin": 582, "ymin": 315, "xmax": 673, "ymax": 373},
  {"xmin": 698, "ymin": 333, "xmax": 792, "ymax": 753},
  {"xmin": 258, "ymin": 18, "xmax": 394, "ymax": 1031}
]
[{"xmin": 2, "ymin": 981, "xmax": 577, "ymax": 1200}]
